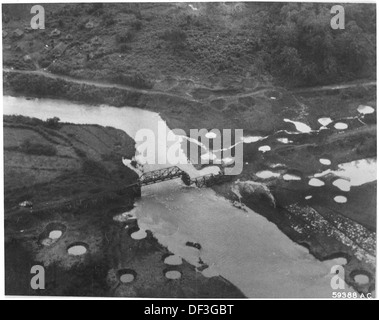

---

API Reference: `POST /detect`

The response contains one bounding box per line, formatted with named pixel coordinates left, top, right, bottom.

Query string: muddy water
left=309, top=178, right=325, bottom=187
left=165, top=270, right=182, bottom=280
left=283, top=174, right=302, bottom=181
left=320, top=159, right=332, bottom=166
left=68, top=245, right=87, bottom=256
left=131, top=229, right=148, bottom=240
left=258, top=145, right=271, bottom=153
left=318, top=118, right=333, bottom=127
left=334, top=196, right=348, bottom=204
left=3, top=96, right=353, bottom=298
left=317, top=158, right=377, bottom=186
left=49, top=231, right=63, bottom=240
left=283, top=119, right=312, bottom=133
left=357, top=105, right=375, bottom=115
left=120, top=274, right=135, bottom=283
left=137, top=182, right=350, bottom=297
left=164, top=255, right=183, bottom=266
left=354, top=274, right=370, bottom=285
left=334, top=122, right=348, bottom=130
left=256, top=171, right=281, bottom=179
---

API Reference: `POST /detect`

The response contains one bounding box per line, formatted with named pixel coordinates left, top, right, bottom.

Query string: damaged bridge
left=129, top=166, right=232, bottom=198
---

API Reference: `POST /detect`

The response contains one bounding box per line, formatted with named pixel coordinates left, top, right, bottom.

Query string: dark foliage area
left=180, top=2, right=376, bottom=86
left=261, top=3, right=376, bottom=86
left=20, top=140, right=57, bottom=156
left=2, top=2, right=376, bottom=88
left=4, top=73, right=143, bottom=106
left=82, top=159, right=109, bottom=177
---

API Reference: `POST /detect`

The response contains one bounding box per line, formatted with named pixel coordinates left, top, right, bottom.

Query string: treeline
left=176, top=3, right=376, bottom=87
left=262, top=3, right=376, bottom=86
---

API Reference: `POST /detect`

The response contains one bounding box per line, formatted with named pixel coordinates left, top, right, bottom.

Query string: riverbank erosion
left=4, top=116, right=244, bottom=297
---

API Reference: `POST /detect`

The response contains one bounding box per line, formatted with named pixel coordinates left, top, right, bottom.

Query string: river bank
left=5, top=199, right=244, bottom=297
left=3, top=70, right=377, bottom=297
left=3, top=114, right=245, bottom=297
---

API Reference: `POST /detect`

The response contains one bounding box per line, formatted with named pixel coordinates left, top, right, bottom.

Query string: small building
left=65, top=34, right=73, bottom=41
left=3, top=30, right=8, bottom=38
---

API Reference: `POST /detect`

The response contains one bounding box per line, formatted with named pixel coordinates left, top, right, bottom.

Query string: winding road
left=4, top=67, right=376, bottom=103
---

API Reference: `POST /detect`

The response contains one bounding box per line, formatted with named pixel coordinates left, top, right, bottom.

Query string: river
left=3, top=95, right=353, bottom=298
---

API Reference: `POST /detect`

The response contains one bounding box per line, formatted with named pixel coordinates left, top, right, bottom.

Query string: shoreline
left=3, top=111, right=246, bottom=298
left=3, top=72, right=377, bottom=297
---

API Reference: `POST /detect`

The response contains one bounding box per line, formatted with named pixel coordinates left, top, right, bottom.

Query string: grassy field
left=3, top=115, right=137, bottom=211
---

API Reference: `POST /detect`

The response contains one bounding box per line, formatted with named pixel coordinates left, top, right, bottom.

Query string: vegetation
left=4, top=72, right=144, bottom=106
left=262, top=3, right=376, bottom=86
left=2, top=3, right=375, bottom=88
left=116, top=29, right=135, bottom=43
left=161, top=29, right=187, bottom=51
left=4, top=114, right=138, bottom=210
left=46, top=117, right=61, bottom=129
left=82, top=159, right=109, bottom=177
left=20, top=140, right=57, bottom=156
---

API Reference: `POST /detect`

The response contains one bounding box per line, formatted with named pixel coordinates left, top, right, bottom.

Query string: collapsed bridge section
left=129, top=166, right=232, bottom=198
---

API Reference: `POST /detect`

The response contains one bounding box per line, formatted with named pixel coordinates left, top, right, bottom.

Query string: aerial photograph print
left=1, top=1, right=377, bottom=301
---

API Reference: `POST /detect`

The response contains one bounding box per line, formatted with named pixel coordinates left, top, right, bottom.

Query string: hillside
left=2, top=2, right=376, bottom=90
left=3, top=115, right=137, bottom=212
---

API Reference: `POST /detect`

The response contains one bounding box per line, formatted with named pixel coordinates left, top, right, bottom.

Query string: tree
left=162, top=29, right=187, bottom=51
left=46, top=117, right=61, bottom=129
left=116, top=29, right=134, bottom=43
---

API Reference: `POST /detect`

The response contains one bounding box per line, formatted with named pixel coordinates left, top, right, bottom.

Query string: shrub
left=161, top=29, right=187, bottom=50
left=46, top=117, right=61, bottom=129
left=339, top=86, right=367, bottom=100
left=74, top=147, right=87, bottom=159
left=131, top=19, right=143, bottom=30
left=39, top=58, right=53, bottom=69
left=103, top=12, right=115, bottom=26
left=119, top=44, right=131, bottom=53
left=116, top=29, right=135, bottom=43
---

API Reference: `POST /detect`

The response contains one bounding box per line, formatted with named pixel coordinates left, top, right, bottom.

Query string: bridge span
left=128, top=166, right=232, bottom=197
